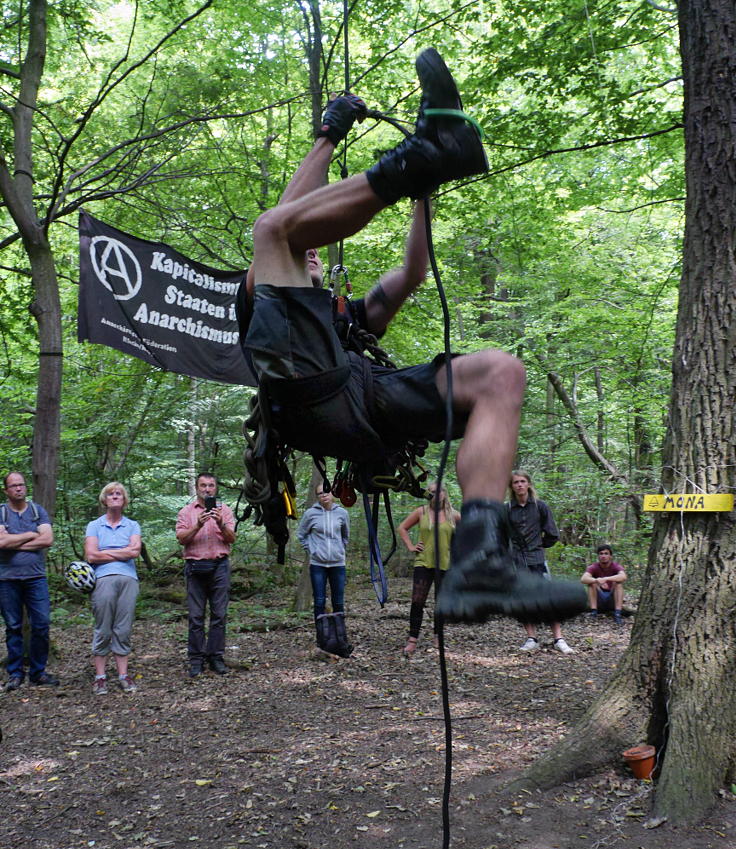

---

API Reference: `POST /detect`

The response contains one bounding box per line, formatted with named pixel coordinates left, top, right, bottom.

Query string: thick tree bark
left=518, top=0, right=736, bottom=825
left=27, top=242, right=62, bottom=515
left=0, top=0, right=60, bottom=515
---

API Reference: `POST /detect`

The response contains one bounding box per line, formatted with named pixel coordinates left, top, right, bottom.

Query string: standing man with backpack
left=0, top=472, right=59, bottom=690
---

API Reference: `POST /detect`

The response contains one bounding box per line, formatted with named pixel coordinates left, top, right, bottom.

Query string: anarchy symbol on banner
left=90, top=235, right=142, bottom=301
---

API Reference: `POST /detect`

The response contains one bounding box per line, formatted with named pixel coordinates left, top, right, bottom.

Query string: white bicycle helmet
left=64, top=561, right=97, bottom=594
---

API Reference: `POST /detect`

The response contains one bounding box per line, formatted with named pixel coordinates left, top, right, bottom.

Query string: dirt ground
left=1, top=577, right=734, bottom=849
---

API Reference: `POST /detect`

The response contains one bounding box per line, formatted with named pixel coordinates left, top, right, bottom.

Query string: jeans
left=186, top=559, right=231, bottom=661
left=309, top=564, right=346, bottom=619
left=0, top=576, right=51, bottom=680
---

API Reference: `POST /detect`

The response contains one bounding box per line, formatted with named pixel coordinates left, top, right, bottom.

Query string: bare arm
left=85, top=534, right=141, bottom=564
left=398, top=508, right=424, bottom=553
left=245, top=138, right=337, bottom=301
left=0, top=529, right=38, bottom=549
left=580, top=571, right=596, bottom=585
left=363, top=200, right=429, bottom=336
left=581, top=569, right=627, bottom=585
left=608, top=569, right=627, bottom=583
left=14, top=523, right=53, bottom=551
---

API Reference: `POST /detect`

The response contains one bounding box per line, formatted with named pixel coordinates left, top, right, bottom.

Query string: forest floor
left=1, top=576, right=734, bottom=849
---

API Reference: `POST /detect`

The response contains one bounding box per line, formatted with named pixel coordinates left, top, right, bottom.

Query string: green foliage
left=0, top=0, right=687, bottom=580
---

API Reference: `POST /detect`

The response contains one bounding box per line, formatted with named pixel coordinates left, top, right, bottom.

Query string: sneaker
left=30, top=672, right=60, bottom=686
left=118, top=674, right=137, bottom=693
left=587, top=610, right=599, bottom=621
left=366, top=49, right=488, bottom=204
left=519, top=638, right=540, bottom=652
left=189, top=661, right=203, bottom=678
left=93, top=676, right=108, bottom=696
left=436, top=501, right=589, bottom=625
left=4, top=676, right=23, bottom=692
left=209, top=657, right=229, bottom=675
left=554, top=638, right=575, bottom=655
left=613, top=611, right=624, bottom=626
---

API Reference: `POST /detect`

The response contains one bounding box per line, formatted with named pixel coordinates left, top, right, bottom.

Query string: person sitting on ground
left=237, top=47, right=587, bottom=627
left=85, top=482, right=142, bottom=695
left=581, top=544, right=627, bottom=625
left=507, top=470, right=574, bottom=655
left=297, top=483, right=352, bottom=655
left=398, top=483, right=460, bottom=656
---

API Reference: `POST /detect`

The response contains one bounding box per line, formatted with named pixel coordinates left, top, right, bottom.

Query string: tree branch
left=531, top=351, right=643, bottom=518
left=45, top=0, right=214, bottom=229
left=437, top=124, right=684, bottom=196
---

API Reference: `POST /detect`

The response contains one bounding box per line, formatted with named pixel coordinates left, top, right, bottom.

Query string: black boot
left=436, top=500, right=588, bottom=625
left=332, top=612, right=354, bottom=658
left=366, top=48, right=488, bottom=204
left=315, top=615, right=331, bottom=652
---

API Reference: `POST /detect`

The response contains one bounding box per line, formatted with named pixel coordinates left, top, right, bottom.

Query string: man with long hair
left=507, top=470, right=574, bottom=654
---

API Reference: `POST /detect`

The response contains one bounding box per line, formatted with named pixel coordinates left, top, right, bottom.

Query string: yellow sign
left=643, top=494, right=734, bottom=512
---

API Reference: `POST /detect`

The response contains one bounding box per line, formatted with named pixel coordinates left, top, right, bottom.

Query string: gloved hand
left=316, top=93, right=367, bottom=145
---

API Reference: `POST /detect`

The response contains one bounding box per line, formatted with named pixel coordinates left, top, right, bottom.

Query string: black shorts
left=244, top=284, right=468, bottom=462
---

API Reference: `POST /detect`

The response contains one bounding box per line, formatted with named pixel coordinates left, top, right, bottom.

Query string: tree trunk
left=0, top=0, right=61, bottom=516
left=519, top=0, right=736, bottom=824
left=27, top=240, right=62, bottom=516
left=292, top=464, right=322, bottom=612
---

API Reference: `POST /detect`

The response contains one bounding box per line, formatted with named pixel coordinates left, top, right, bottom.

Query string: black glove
left=316, top=93, right=367, bottom=145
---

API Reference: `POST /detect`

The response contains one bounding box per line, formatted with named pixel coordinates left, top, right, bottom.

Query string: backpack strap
left=0, top=502, right=39, bottom=525
left=27, top=501, right=40, bottom=523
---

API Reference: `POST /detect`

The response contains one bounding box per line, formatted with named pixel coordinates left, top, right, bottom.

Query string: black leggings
left=408, top=567, right=445, bottom=638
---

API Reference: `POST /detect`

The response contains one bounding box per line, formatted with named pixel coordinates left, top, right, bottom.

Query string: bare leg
left=587, top=585, right=599, bottom=609
left=434, top=349, right=525, bottom=501
left=434, top=349, right=588, bottom=625
left=113, top=654, right=129, bottom=677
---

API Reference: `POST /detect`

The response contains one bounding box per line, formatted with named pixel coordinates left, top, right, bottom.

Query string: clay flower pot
left=622, top=744, right=656, bottom=779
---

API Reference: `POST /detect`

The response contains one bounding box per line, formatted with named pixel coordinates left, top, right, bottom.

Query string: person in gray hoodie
left=297, top=484, right=352, bottom=654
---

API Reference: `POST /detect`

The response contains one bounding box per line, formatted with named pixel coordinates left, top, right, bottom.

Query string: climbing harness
left=238, top=9, right=487, bottom=843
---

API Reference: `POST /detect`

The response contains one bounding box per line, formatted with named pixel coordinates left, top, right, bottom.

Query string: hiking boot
left=189, top=661, right=204, bottom=678
left=93, top=676, right=108, bottom=696
left=30, top=672, right=60, bottom=687
left=209, top=657, right=229, bottom=675
left=553, top=638, right=575, bottom=655
left=436, top=500, right=589, bottom=625
left=118, top=674, right=137, bottom=693
left=519, top=637, right=540, bottom=652
left=366, top=48, right=488, bottom=204
left=5, top=676, right=23, bottom=692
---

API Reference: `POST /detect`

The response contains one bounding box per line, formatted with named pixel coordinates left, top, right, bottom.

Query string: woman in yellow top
left=398, top=483, right=460, bottom=657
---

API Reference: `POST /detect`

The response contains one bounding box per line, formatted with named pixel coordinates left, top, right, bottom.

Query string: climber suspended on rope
left=237, top=47, right=587, bottom=625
